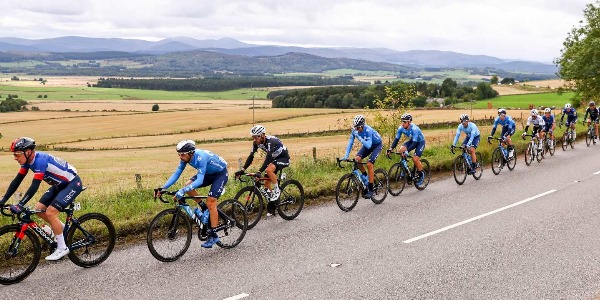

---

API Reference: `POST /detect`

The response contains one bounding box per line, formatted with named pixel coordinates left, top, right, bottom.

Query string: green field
left=455, top=92, right=577, bottom=110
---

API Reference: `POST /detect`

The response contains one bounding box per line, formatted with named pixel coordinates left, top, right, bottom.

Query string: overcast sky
left=0, top=0, right=593, bottom=63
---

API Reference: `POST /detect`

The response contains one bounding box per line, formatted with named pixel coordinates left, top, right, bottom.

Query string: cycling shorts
left=357, top=142, right=383, bottom=164
left=39, top=176, right=83, bottom=211
left=403, top=140, right=426, bottom=157
left=189, top=169, right=229, bottom=199
left=566, top=116, right=578, bottom=127
left=461, top=135, right=480, bottom=149
left=501, top=125, right=515, bottom=137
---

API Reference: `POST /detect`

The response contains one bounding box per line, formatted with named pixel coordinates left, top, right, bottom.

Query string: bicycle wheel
left=549, top=138, right=556, bottom=156
left=524, top=143, right=534, bottom=166
left=277, top=180, right=304, bottom=220
left=67, top=213, right=116, bottom=268
left=507, top=150, right=517, bottom=171
left=0, top=225, right=41, bottom=285
left=491, top=148, right=503, bottom=175
left=387, top=163, right=407, bottom=196
left=562, top=132, right=568, bottom=151
left=586, top=129, right=592, bottom=146
left=234, top=186, right=263, bottom=229
left=146, top=208, right=192, bottom=262
left=453, top=155, right=467, bottom=185
left=415, top=159, right=431, bottom=190
left=335, top=173, right=360, bottom=212
left=570, top=131, right=575, bottom=149
left=536, top=143, right=544, bottom=162
left=216, top=199, right=247, bottom=249
left=472, top=152, right=483, bottom=180
left=370, top=168, right=388, bottom=204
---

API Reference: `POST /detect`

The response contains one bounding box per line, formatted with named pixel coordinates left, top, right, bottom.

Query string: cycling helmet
left=565, top=103, right=572, bottom=109
left=498, top=108, right=506, bottom=115
left=544, top=107, right=551, bottom=113
left=530, top=109, right=538, bottom=116
left=401, top=113, right=412, bottom=122
left=176, top=139, right=195, bottom=153
left=459, top=114, right=469, bottom=122
left=352, top=115, right=365, bottom=128
left=590, top=101, right=596, bottom=106
left=250, top=125, right=266, bottom=136
left=10, top=137, right=35, bottom=152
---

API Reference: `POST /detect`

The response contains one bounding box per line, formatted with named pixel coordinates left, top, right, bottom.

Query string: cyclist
left=342, top=115, right=383, bottom=199
left=488, top=108, right=516, bottom=159
left=0, top=137, right=83, bottom=261
left=451, top=114, right=480, bottom=174
left=159, top=140, right=228, bottom=248
left=583, top=101, right=599, bottom=142
left=542, top=107, right=556, bottom=148
left=560, top=103, right=578, bottom=140
left=235, top=125, right=289, bottom=214
left=387, top=113, right=426, bottom=185
left=521, top=109, right=546, bottom=150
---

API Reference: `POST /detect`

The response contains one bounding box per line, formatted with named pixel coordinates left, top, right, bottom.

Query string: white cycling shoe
left=46, top=248, right=70, bottom=261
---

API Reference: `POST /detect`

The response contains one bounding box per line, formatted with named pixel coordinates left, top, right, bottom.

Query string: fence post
left=312, top=147, right=317, bottom=161
left=135, top=174, right=142, bottom=189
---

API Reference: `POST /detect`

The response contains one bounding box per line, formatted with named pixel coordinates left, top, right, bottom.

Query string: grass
left=455, top=92, right=577, bottom=110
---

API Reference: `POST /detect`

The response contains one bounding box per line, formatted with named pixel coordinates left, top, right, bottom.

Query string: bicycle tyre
left=472, top=152, right=483, bottom=180
left=549, top=138, right=556, bottom=156
left=536, top=142, right=544, bottom=162
left=216, top=199, right=247, bottom=249
left=570, top=131, right=575, bottom=149
left=370, top=168, right=388, bottom=204
left=507, top=150, right=517, bottom=171
left=67, top=213, right=116, bottom=268
left=277, top=179, right=304, bottom=220
left=491, top=148, right=502, bottom=175
left=335, top=173, right=360, bottom=212
left=562, top=132, right=568, bottom=151
left=146, top=208, right=192, bottom=262
left=387, top=163, right=407, bottom=196
left=233, top=186, right=263, bottom=230
left=415, top=159, right=431, bottom=190
left=586, top=129, right=592, bottom=146
left=0, top=225, right=41, bottom=285
left=453, top=155, right=467, bottom=185
left=524, top=143, right=533, bottom=166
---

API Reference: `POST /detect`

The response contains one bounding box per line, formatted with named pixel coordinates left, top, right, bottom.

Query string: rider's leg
left=206, top=196, right=218, bottom=229
left=265, top=163, right=277, bottom=191
left=469, top=147, right=477, bottom=164
left=413, top=155, right=423, bottom=171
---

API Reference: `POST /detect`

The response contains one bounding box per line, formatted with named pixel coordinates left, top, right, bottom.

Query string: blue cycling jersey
left=453, top=122, right=480, bottom=146
left=344, top=125, right=382, bottom=158
left=21, top=151, right=78, bottom=186
left=390, top=123, right=425, bottom=150
left=562, top=108, right=577, bottom=118
left=163, top=149, right=228, bottom=195
left=542, top=115, right=554, bottom=127
left=490, top=115, right=516, bottom=136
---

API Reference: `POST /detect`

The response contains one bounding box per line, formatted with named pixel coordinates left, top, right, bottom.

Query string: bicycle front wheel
left=549, top=138, right=556, bottom=156
left=586, top=129, right=592, bottom=146
left=491, top=148, right=502, bottom=175
left=67, top=213, right=116, bottom=268
left=370, top=168, right=388, bottom=204
left=415, top=159, right=431, bottom=190
left=335, top=173, right=360, bottom=212
left=472, top=152, right=483, bottom=180
left=146, top=208, right=192, bottom=262
left=216, top=199, right=247, bottom=249
left=277, top=180, right=304, bottom=220
left=507, top=150, right=517, bottom=171
left=234, top=186, right=263, bottom=230
left=524, top=143, right=534, bottom=166
left=387, top=163, right=407, bottom=196
left=0, top=224, right=41, bottom=285
left=562, top=132, right=568, bottom=151
left=453, top=155, right=467, bottom=185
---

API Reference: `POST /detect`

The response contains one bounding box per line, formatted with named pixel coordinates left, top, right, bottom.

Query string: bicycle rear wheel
left=570, top=131, right=575, bottom=149
left=549, top=138, right=556, bottom=156
left=562, top=132, right=568, bottom=151
left=536, top=143, right=544, bottom=162
left=146, top=208, right=191, bottom=262
left=0, top=224, right=41, bottom=285
left=415, top=159, right=431, bottom=190
left=507, top=150, right=517, bottom=171
left=453, top=155, right=467, bottom=185
left=472, top=152, right=483, bottom=180
left=335, top=173, right=360, bottom=212
left=67, top=213, right=116, bottom=268
left=370, top=168, right=388, bottom=204
left=491, top=148, right=503, bottom=175
left=277, top=180, right=304, bottom=220
left=387, top=163, right=406, bottom=196
left=586, top=129, right=592, bottom=146
left=524, top=143, right=534, bottom=166
left=234, top=186, right=263, bottom=230
left=216, top=199, right=247, bottom=249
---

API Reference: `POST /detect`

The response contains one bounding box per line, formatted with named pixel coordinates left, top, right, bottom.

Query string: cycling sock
left=361, top=171, right=368, bottom=177
left=368, top=182, right=373, bottom=191
left=56, top=234, right=67, bottom=250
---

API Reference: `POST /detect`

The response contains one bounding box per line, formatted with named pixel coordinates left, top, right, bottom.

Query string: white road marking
left=594, top=171, right=600, bottom=175
left=224, top=293, right=250, bottom=300
left=403, top=190, right=557, bottom=244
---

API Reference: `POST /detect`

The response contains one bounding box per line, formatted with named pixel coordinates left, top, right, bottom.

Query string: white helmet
left=498, top=108, right=506, bottom=115
left=401, top=113, right=413, bottom=121
left=544, top=108, right=551, bottom=113
left=250, top=125, right=266, bottom=136
left=176, top=140, right=196, bottom=153
left=352, top=115, right=365, bottom=128
left=530, top=109, right=538, bottom=116
left=565, top=103, right=572, bottom=109
left=459, top=114, right=469, bottom=122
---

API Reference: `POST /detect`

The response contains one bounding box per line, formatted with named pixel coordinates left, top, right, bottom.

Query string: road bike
left=335, top=158, right=388, bottom=212
left=541, top=131, right=556, bottom=157
left=584, top=120, right=598, bottom=147
left=0, top=198, right=116, bottom=285
left=234, top=170, right=304, bottom=229
left=147, top=190, right=247, bottom=262
left=450, top=145, right=483, bottom=185
left=522, top=133, right=544, bottom=166
left=386, top=151, right=431, bottom=196
left=559, top=122, right=575, bottom=150
left=488, top=136, right=517, bottom=175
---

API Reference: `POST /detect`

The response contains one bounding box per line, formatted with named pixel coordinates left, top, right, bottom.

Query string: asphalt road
left=4, top=141, right=600, bottom=300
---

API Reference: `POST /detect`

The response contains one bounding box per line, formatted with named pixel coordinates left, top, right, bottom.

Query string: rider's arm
left=468, top=123, right=479, bottom=145
left=0, top=170, right=27, bottom=204
left=242, top=144, right=258, bottom=170
left=584, top=109, right=589, bottom=121
left=162, top=161, right=186, bottom=189
left=523, top=125, right=529, bottom=134
left=183, top=160, right=208, bottom=193
left=18, top=177, right=42, bottom=206
left=560, top=110, right=566, bottom=122
left=358, top=128, right=373, bottom=149
left=490, top=117, right=499, bottom=136
left=453, top=125, right=462, bottom=146
left=343, top=131, right=356, bottom=158
left=390, top=128, right=402, bottom=150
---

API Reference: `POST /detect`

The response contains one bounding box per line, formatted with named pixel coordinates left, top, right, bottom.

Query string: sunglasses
left=402, top=120, right=410, bottom=124
left=13, top=152, right=25, bottom=157
left=177, top=152, right=188, bottom=157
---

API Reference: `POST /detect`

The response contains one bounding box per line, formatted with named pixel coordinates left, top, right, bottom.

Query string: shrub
left=152, top=104, right=160, bottom=111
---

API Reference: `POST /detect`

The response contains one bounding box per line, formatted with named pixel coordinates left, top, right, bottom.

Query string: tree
left=490, top=75, right=499, bottom=85
left=555, top=1, right=600, bottom=101
left=440, top=78, right=458, bottom=97
left=500, top=77, right=515, bottom=85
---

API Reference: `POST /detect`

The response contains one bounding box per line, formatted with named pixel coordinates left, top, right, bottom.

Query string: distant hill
left=0, top=36, right=557, bottom=74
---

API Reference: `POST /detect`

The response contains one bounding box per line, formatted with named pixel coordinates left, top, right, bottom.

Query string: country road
left=4, top=141, right=600, bottom=300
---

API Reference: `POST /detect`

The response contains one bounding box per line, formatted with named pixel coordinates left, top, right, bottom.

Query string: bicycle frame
left=386, top=152, right=420, bottom=183
left=489, top=137, right=510, bottom=160
left=335, top=158, right=369, bottom=188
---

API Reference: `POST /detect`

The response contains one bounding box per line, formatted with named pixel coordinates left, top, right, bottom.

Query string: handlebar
left=0, top=204, right=11, bottom=217
left=449, top=145, right=468, bottom=154
left=235, top=172, right=270, bottom=183
left=336, top=157, right=356, bottom=168
left=153, top=189, right=209, bottom=204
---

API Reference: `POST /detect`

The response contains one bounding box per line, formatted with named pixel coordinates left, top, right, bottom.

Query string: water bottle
left=193, top=207, right=202, bottom=221
left=42, top=225, right=54, bottom=239
left=201, top=209, right=209, bottom=225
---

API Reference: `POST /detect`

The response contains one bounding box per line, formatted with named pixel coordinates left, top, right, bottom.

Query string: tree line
left=269, top=79, right=498, bottom=109
left=93, top=76, right=365, bottom=92
left=0, top=95, right=28, bottom=112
